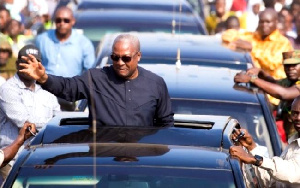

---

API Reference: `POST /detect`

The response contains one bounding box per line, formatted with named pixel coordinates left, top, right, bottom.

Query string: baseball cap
left=282, top=50, right=300, bottom=65
left=18, top=44, right=42, bottom=62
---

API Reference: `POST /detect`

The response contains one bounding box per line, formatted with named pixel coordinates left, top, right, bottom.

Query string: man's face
left=0, top=10, right=10, bottom=30
left=252, top=4, right=260, bottom=15
left=284, top=63, right=300, bottom=81
left=0, top=49, right=10, bottom=66
left=291, top=99, right=300, bottom=134
left=291, top=3, right=300, bottom=18
left=54, top=10, right=75, bottom=36
left=8, top=20, right=21, bottom=37
left=257, top=11, right=277, bottom=37
left=111, top=40, right=140, bottom=80
left=215, top=0, right=226, bottom=17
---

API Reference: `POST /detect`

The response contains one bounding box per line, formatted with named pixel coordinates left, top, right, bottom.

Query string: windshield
left=13, top=166, right=236, bottom=188
left=74, top=23, right=203, bottom=43
left=172, top=99, right=274, bottom=156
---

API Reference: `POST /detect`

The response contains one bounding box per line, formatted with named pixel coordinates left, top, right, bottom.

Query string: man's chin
left=293, top=124, right=300, bottom=133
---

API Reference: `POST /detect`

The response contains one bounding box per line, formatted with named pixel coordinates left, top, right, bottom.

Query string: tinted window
left=172, top=99, right=274, bottom=156
left=12, top=166, right=236, bottom=187
left=75, top=23, right=202, bottom=43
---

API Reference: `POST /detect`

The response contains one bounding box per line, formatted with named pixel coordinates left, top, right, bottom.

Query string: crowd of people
left=0, top=0, right=299, bottom=186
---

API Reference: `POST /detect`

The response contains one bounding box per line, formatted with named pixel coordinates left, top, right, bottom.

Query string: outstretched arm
left=0, top=122, right=37, bottom=167
left=234, top=73, right=300, bottom=100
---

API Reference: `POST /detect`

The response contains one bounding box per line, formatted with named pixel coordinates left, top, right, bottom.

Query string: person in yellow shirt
left=223, top=8, right=293, bottom=79
left=206, top=0, right=248, bottom=34
left=222, top=8, right=293, bottom=106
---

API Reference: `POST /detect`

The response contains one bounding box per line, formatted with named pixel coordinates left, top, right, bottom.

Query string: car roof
left=31, top=112, right=240, bottom=150
left=22, top=143, right=231, bottom=169
left=139, top=64, right=261, bottom=104
left=96, top=32, right=252, bottom=70
left=74, top=9, right=206, bottom=34
left=76, top=0, right=194, bottom=14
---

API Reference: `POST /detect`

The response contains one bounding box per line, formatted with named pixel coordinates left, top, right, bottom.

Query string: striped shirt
left=0, top=74, right=60, bottom=148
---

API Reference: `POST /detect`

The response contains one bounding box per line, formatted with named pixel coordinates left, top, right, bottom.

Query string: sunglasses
left=110, top=52, right=139, bottom=63
left=55, top=18, right=71, bottom=24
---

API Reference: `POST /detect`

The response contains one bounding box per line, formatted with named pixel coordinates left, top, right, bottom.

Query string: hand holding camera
left=231, top=128, right=256, bottom=151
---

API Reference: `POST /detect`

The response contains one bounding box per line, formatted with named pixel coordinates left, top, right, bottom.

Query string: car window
left=172, top=99, right=274, bottom=156
left=12, top=166, right=237, bottom=188
left=75, top=23, right=203, bottom=43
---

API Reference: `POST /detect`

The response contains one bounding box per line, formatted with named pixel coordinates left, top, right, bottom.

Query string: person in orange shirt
left=223, top=8, right=293, bottom=80
left=222, top=8, right=293, bottom=106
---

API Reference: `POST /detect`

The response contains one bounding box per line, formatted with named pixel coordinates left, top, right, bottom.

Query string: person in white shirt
left=0, top=76, right=5, bottom=86
left=0, top=44, right=60, bottom=181
left=230, top=95, right=300, bottom=187
left=0, top=122, right=36, bottom=167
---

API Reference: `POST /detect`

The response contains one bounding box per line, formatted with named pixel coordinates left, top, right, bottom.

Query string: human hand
left=21, top=122, right=37, bottom=141
left=246, top=67, right=261, bottom=76
left=234, top=72, right=251, bottom=83
left=230, top=146, right=255, bottom=164
left=231, top=128, right=256, bottom=151
left=18, top=54, right=48, bottom=83
left=233, top=39, right=252, bottom=52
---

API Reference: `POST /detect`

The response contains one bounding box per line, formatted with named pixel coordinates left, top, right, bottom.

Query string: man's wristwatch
left=249, top=75, right=258, bottom=83
left=253, top=155, right=263, bottom=166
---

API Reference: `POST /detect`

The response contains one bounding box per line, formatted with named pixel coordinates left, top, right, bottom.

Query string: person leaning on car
left=230, top=95, right=300, bottom=187
left=18, top=33, right=174, bottom=127
left=234, top=50, right=300, bottom=141
left=0, top=122, right=36, bottom=167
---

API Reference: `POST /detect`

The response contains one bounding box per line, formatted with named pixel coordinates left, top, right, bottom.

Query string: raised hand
left=20, top=122, right=37, bottom=141
left=18, top=54, right=48, bottom=83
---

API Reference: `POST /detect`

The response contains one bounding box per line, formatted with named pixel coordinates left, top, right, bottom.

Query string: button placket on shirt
left=126, top=80, right=132, bottom=102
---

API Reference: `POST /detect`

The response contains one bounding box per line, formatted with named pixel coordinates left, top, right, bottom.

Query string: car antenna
left=173, top=0, right=182, bottom=69
left=87, top=70, right=97, bottom=187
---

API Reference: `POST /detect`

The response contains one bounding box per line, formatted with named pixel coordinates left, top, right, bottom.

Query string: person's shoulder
left=71, top=29, right=93, bottom=46
left=85, top=67, right=108, bottom=77
left=72, top=29, right=91, bottom=40
left=0, top=76, right=19, bottom=93
left=138, top=66, right=165, bottom=84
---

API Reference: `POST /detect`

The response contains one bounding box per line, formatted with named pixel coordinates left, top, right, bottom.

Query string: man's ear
left=137, top=52, right=142, bottom=62
left=71, top=18, right=76, bottom=26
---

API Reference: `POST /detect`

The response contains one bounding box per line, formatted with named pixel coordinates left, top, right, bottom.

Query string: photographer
left=230, top=96, right=300, bottom=187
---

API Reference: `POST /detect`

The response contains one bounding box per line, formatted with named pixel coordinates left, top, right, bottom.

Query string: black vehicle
left=76, top=0, right=206, bottom=20
left=95, top=32, right=252, bottom=70
left=76, top=0, right=195, bottom=14
left=140, top=64, right=282, bottom=157
left=73, top=10, right=207, bottom=48
left=77, top=63, right=282, bottom=157
left=4, top=113, right=257, bottom=187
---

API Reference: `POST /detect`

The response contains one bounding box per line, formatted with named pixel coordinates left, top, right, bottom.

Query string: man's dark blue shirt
left=42, top=66, right=174, bottom=126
